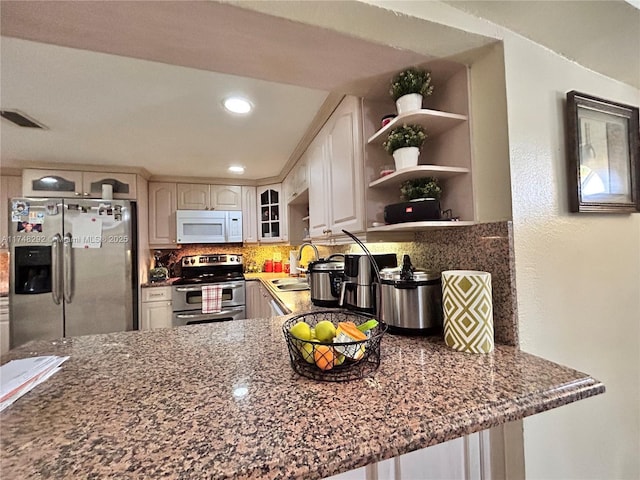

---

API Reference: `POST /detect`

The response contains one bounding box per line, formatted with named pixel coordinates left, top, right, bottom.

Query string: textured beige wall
left=502, top=32, right=639, bottom=480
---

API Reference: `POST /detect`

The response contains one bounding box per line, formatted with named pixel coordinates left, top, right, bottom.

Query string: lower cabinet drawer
left=142, top=286, right=171, bottom=302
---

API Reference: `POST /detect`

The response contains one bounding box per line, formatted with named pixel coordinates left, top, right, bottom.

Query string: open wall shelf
left=368, top=109, right=467, bottom=144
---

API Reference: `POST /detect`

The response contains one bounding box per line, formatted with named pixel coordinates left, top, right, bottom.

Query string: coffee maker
left=339, top=253, right=397, bottom=314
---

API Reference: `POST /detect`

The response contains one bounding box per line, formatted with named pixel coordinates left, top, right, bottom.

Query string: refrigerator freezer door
left=63, top=200, right=135, bottom=337
left=9, top=198, right=64, bottom=348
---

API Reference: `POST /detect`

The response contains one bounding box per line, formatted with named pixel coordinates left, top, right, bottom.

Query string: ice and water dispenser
left=14, top=246, right=52, bottom=294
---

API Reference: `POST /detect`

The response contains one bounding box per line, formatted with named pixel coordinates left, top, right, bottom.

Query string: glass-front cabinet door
left=83, top=172, right=137, bottom=199
left=256, top=184, right=286, bottom=242
left=23, top=169, right=137, bottom=199
left=22, top=169, right=83, bottom=197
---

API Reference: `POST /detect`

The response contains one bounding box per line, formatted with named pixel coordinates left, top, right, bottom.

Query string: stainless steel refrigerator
left=9, top=197, right=137, bottom=348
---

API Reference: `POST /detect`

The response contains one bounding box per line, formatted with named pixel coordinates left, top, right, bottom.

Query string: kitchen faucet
left=297, top=242, right=319, bottom=262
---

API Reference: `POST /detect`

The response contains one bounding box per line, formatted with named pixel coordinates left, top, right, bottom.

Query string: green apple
left=315, top=320, right=336, bottom=342
left=289, top=321, right=312, bottom=341
left=298, top=342, right=315, bottom=364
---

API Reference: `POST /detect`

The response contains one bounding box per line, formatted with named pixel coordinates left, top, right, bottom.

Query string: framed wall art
left=566, top=91, right=639, bottom=213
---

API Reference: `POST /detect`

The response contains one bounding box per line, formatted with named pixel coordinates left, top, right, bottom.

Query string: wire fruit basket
left=282, top=310, right=387, bottom=382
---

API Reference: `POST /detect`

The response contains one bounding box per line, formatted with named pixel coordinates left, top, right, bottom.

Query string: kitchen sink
left=270, top=278, right=306, bottom=285
left=270, top=278, right=309, bottom=291
left=275, top=282, right=310, bottom=292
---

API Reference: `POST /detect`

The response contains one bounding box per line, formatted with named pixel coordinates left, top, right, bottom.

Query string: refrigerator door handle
left=51, top=234, right=62, bottom=305
left=63, top=233, right=73, bottom=303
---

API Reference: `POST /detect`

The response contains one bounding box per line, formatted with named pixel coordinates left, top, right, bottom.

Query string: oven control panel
left=182, top=254, right=243, bottom=268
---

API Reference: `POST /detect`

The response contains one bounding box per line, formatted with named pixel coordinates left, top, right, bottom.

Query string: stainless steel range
left=171, top=254, right=246, bottom=326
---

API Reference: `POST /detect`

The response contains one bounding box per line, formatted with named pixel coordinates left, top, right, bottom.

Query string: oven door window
left=185, top=290, right=202, bottom=305
left=185, top=287, right=234, bottom=305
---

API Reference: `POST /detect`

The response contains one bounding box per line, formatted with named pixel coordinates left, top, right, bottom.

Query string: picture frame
left=566, top=91, right=639, bottom=213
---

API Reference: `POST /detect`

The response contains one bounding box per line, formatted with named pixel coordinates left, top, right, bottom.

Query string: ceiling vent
left=0, top=110, right=47, bottom=129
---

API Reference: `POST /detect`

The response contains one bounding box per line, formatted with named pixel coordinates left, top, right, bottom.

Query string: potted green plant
left=389, top=67, right=434, bottom=114
left=400, top=177, right=442, bottom=201
left=384, top=177, right=443, bottom=224
left=383, top=124, right=427, bottom=170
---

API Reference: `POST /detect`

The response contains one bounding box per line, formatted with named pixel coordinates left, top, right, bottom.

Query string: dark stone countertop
left=0, top=313, right=604, bottom=479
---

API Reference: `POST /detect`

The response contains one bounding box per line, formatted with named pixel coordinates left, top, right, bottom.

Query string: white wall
left=502, top=33, right=640, bottom=480
left=335, top=2, right=640, bottom=478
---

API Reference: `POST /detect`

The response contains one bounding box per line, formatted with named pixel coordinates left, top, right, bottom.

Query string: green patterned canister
left=441, top=270, right=494, bottom=353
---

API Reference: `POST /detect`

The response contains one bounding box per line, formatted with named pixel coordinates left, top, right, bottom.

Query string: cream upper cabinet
left=326, top=96, right=365, bottom=234
left=177, top=183, right=209, bottom=209
left=210, top=185, right=241, bottom=210
left=285, top=156, right=309, bottom=204
left=148, top=182, right=177, bottom=247
left=307, top=136, right=330, bottom=238
left=308, top=96, right=365, bottom=240
left=177, top=183, right=241, bottom=210
left=241, top=186, right=258, bottom=243
left=22, top=169, right=136, bottom=199
left=1, top=175, right=22, bottom=249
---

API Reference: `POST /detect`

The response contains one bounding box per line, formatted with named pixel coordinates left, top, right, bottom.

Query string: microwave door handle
left=175, top=308, right=244, bottom=320
left=63, top=233, right=73, bottom=303
left=51, top=234, right=62, bottom=305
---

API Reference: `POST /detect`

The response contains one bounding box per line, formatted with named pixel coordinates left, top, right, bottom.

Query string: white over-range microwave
left=176, top=210, right=243, bottom=244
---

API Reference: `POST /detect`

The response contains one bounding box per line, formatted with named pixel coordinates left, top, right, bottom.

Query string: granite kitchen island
left=0, top=315, right=604, bottom=479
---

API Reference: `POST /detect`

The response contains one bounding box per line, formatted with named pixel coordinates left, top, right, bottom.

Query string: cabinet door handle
left=83, top=192, right=90, bottom=196
left=74, top=192, right=81, bottom=196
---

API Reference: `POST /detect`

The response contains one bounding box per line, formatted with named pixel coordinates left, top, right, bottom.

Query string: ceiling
left=0, top=1, right=434, bottom=181
left=0, top=37, right=329, bottom=181
left=1, top=1, right=637, bottom=182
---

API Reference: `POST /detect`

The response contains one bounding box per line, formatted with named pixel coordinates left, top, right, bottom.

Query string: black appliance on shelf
left=384, top=199, right=441, bottom=224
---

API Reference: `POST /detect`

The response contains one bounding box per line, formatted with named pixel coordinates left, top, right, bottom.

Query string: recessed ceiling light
left=223, top=97, right=252, bottom=114
left=228, top=166, right=245, bottom=174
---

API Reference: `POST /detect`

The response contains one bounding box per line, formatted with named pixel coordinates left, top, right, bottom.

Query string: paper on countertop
left=0, top=356, right=69, bottom=411
left=71, top=215, right=102, bottom=248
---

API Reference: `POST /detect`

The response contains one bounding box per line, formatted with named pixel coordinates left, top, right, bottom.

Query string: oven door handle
left=175, top=308, right=244, bottom=320
left=175, top=284, right=243, bottom=292
left=175, top=286, right=202, bottom=292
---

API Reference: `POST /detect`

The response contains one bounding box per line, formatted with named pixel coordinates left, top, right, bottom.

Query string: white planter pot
left=392, top=146, right=420, bottom=170
left=395, top=93, right=423, bottom=114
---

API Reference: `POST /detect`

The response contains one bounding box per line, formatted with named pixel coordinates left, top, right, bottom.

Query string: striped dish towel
left=202, top=285, right=222, bottom=314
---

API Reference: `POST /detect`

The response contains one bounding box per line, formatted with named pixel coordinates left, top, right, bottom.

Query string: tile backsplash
left=152, top=221, right=518, bottom=346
